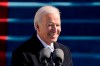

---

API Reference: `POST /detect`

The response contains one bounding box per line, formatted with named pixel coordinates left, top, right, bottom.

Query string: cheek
left=47, top=28, right=53, bottom=33
left=59, top=28, right=61, bottom=32
left=59, top=26, right=61, bottom=31
left=57, top=27, right=61, bottom=34
left=43, top=28, right=49, bottom=34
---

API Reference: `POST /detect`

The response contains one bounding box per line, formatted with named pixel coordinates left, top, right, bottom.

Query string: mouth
left=49, top=33, right=56, bottom=36
left=49, top=33, right=58, bottom=38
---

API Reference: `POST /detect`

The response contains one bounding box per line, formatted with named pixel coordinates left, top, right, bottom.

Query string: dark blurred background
left=0, top=0, right=100, bottom=66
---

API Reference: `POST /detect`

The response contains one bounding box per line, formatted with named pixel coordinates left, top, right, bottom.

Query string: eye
left=56, top=24, right=60, bottom=27
left=48, top=24, right=53, bottom=26
left=48, top=23, right=53, bottom=26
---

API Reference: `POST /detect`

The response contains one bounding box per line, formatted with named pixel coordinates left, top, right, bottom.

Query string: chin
left=51, top=39, right=57, bottom=42
left=49, top=36, right=58, bottom=42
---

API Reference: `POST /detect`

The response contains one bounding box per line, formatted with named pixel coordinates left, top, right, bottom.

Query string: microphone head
left=53, top=48, right=64, bottom=63
left=39, top=48, right=51, bottom=62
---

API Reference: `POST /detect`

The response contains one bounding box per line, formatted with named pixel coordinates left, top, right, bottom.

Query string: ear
left=35, top=22, right=39, bottom=30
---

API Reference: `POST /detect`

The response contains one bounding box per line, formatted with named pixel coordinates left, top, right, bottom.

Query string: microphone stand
left=55, top=60, right=62, bottom=66
left=41, top=58, right=48, bottom=66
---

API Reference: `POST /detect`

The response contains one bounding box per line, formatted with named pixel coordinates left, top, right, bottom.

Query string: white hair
left=34, top=6, right=60, bottom=30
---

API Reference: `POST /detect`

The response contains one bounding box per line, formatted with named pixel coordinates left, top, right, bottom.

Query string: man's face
left=37, top=13, right=61, bottom=45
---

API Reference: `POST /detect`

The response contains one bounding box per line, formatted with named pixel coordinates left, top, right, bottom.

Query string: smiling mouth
left=49, top=33, right=57, bottom=36
left=49, top=34, right=58, bottom=38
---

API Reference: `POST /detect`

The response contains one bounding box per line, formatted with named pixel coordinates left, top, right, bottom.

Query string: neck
left=37, top=34, right=52, bottom=45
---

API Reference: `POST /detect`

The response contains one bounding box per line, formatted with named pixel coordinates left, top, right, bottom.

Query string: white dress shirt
left=37, top=34, right=54, bottom=52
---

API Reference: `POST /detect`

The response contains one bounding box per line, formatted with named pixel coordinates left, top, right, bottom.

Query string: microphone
left=52, top=48, right=64, bottom=66
left=39, top=48, right=51, bottom=66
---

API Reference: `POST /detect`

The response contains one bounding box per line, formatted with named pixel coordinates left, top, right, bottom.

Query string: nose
left=52, top=25, right=57, bottom=33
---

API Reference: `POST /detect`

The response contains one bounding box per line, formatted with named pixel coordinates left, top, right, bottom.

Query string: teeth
left=49, top=34, right=56, bottom=36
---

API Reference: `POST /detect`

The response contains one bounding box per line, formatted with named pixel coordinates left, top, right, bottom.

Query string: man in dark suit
left=12, top=6, right=73, bottom=66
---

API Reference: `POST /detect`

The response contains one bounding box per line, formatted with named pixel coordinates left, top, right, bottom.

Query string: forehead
left=44, top=13, right=60, bottom=20
left=41, top=13, right=61, bottom=25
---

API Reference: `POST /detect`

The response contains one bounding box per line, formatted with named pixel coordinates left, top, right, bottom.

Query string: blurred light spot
left=0, top=18, right=8, bottom=22
left=8, top=2, right=100, bottom=7
left=5, top=36, right=100, bottom=41
left=7, top=36, right=31, bottom=41
left=0, top=2, right=8, bottom=7
left=92, top=2, right=100, bottom=6
left=8, top=18, right=100, bottom=23
left=8, top=18, right=33, bottom=23
left=59, top=36, right=100, bottom=40
left=9, top=2, right=46, bottom=7
left=72, top=53, right=100, bottom=59
left=0, top=36, right=7, bottom=40
left=62, top=19, right=100, bottom=23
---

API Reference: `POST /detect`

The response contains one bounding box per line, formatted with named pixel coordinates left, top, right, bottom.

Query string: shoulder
left=55, top=42, right=71, bottom=54
left=56, top=42, right=70, bottom=50
left=13, top=35, right=36, bottom=53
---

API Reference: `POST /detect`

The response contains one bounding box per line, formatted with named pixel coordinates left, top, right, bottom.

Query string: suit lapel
left=54, top=42, right=60, bottom=49
left=30, top=35, right=44, bottom=53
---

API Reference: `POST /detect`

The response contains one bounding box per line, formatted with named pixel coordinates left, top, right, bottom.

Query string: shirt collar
left=37, top=34, right=54, bottom=52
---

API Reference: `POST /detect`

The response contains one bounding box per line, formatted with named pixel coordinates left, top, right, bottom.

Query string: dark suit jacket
left=12, top=34, right=73, bottom=66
